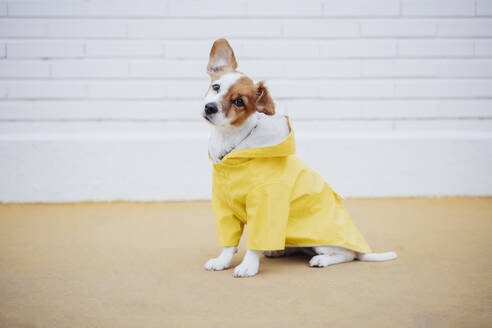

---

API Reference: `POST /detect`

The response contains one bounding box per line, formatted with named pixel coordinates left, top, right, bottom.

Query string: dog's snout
left=204, top=103, right=218, bottom=115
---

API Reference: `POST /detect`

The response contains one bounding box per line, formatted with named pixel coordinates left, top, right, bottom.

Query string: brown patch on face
left=220, top=76, right=257, bottom=126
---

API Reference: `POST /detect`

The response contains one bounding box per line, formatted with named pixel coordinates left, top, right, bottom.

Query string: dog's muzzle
left=204, top=103, right=218, bottom=115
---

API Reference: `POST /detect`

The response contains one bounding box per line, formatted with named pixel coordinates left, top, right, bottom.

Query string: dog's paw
left=309, top=255, right=331, bottom=267
left=264, top=250, right=286, bottom=258
left=233, top=262, right=258, bottom=278
left=204, top=258, right=230, bottom=271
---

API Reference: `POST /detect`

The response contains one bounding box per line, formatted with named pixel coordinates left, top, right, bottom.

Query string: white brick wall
left=0, top=0, right=491, bottom=202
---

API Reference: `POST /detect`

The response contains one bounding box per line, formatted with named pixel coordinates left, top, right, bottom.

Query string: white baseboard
left=1, top=125, right=491, bottom=202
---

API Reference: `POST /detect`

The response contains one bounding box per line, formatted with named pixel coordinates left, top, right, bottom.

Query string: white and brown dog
left=202, top=39, right=396, bottom=278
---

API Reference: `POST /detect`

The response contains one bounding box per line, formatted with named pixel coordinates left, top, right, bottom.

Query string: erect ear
left=207, top=39, right=238, bottom=77
left=255, top=81, right=275, bottom=115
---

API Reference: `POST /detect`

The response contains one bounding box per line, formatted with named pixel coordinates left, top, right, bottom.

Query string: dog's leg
left=264, top=247, right=303, bottom=258
left=204, top=246, right=237, bottom=271
left=264, top=249, right=286, bottom=258
left=233, top=249, right=260, bottom=278
left=309, top=246, right=355, bottom=267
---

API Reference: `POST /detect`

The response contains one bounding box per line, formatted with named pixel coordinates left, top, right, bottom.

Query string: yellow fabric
left=211, top=116, right=372, bottom=253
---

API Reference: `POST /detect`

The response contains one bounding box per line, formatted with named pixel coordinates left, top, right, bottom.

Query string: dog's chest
left=208, top=114, right=289, bottom=164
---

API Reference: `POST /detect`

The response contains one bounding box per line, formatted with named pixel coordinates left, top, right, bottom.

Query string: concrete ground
left=0, top=198, right=491, bottom=328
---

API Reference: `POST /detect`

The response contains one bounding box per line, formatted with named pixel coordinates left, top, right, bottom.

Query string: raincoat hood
left=217, top=115, right=295, bottom=161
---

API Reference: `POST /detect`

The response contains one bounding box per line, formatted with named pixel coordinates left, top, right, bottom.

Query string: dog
left=202, top=39, right=397, bottom=278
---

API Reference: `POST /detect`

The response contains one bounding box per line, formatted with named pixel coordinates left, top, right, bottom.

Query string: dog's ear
left=255, top=81, right=275, bottom=115
left=207, top=39, right=238, bottom=77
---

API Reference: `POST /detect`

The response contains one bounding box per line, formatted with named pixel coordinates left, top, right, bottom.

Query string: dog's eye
left=233, top=98, right=244, bottom=107
left=212, top=84, right=220, bottom=92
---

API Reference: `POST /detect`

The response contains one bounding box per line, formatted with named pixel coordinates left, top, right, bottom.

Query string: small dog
left=202, top=39, right=397, bottom=278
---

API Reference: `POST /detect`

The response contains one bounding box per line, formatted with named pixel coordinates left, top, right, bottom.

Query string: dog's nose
left=204, top=103, right=218, bottom=115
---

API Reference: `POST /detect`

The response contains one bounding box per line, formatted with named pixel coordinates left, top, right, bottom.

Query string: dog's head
left=202, top=39, right=275, bottom=129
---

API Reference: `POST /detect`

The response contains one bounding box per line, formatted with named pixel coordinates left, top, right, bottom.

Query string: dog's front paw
left=204, top=258, right=230, bottom=271
left=233, top=262, right=258, bottom=278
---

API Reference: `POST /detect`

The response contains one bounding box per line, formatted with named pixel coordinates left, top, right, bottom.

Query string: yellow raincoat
left=211, top=117, right=371, bottom=253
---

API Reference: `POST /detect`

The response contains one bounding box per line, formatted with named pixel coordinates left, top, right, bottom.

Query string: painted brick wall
left=0, top=0, right=491, bottom=202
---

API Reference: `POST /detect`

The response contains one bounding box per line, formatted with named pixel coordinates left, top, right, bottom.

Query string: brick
left=168, top=0, right=247, bottom=17
left=398, top=40, right=474, bottom=57
left=284, top=99, right=492, bottom=119
left=434, top=100, right=492, bottom=117
left=362, top=59, right=492, bottom=78
left=437, top=20, right=492, bottom=37
left=115, top=2, right=166, bottom=17
left=323, top=0, right=399, bottom=17
left=8, top=3, right=92, bottom=17
left=47, top=20, right=126, bottom=38
left=85, top=80, right=207, bottom=100
left=242, top=40, right=319, bottom=58
left=361, top=20, right=437, bottom=37
left=129, top=60, right=205, bottom=78
left=0, top=44, right=5, bottom=58
left=87, top=81, right=169, bottom=99
left=395, top=80, right=492, bottom=98
left=164, top=40, right=242, bottom=59
left=7, top=42, right=84, bottom=58
left=475, top=40, right=492, bottom=56
left=0, top=20, right=47, bottom=37
left=284, top=60, right=361, bottom=78
left=8, top=81, right=86, bottom=99
left=437, top=60, right=492, bottom=77
left=8, top=1, right=167, bottom=17
left=86, top=41, right=164, bottom=57
left=394, top=119, right=492, bottom=132
left=299, top=120, right=397, bottom=132
left=52, top=60, right=129, bottom=78
left=239, top=60, right=286, bottom=79
left=268, top=80, right=396, bottom=99
left=285, top=100, right=393, bottom=118
left=0, top=61, right=50, bottom=78
left=128, top=19, right=282, bottom=39
left=321, top=40, right=397, bottom=57
left=166, top=80, right=209, bottom=99
left=0, top=4, right=6, bottom=16
left=0, top=83, right=6, bottom=98
left=319, top=80, right=394, bottom=98
left=477, top=0, right=492, bottom=16
left=0, top=100, right=203, bottom=120
left=244, top=0, right=322, bottom=17
left=401, top=0, right=474, bottom=16
left=283, top=20, right=359, bottom=38
left=267, top=80, right=320, bottom=98
left=361, top=60, right=438, bottom=77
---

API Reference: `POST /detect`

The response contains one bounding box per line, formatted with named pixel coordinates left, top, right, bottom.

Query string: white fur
left=357, top=251, right=398, bottom=261
left=204, top=246, right=237, bottom=271
left=309, top=246, right=398, bottom=267
left=208, top=112, right=290, bottom=163
left=310, top=246, right=356, bottom=267
left=233, top=249, right=260, bottom=278
left=208, top=114, right=258, bottom=163
left=233, top=113, right=290, bottom=151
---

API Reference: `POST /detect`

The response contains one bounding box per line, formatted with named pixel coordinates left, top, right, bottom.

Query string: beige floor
left=0, top=198, right=491, bottom=328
